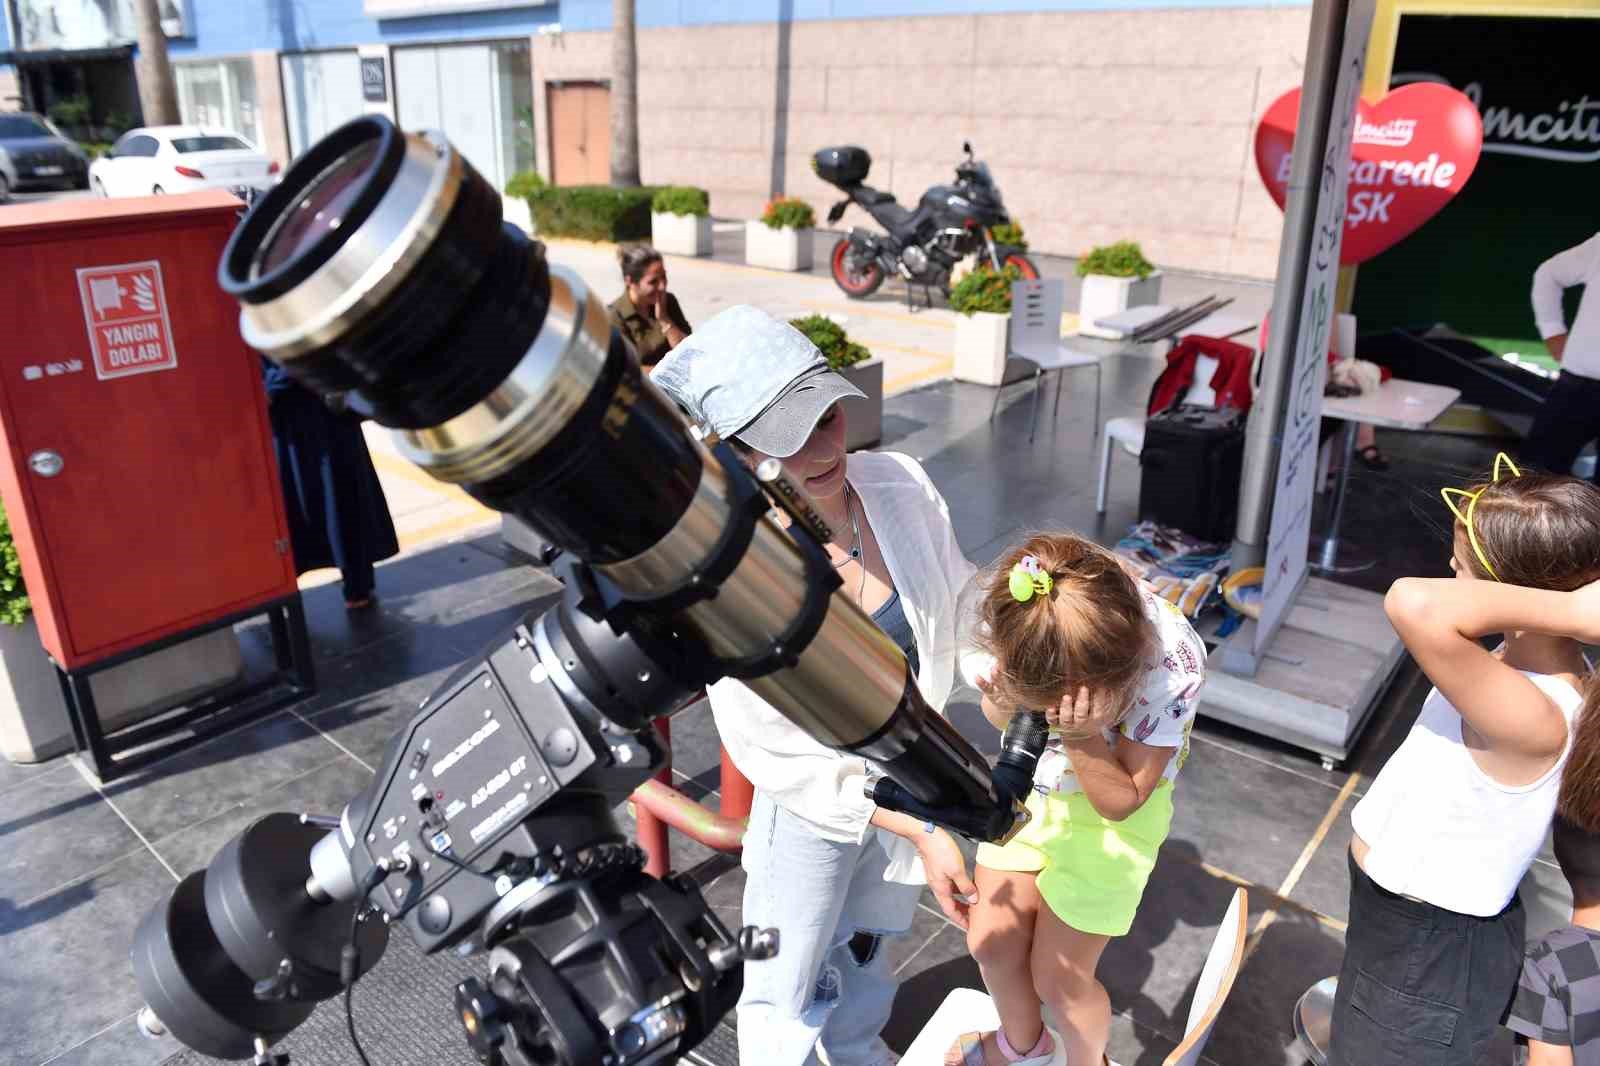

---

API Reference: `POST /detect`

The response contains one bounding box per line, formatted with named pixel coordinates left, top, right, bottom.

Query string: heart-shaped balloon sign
left=1255, top=83, right=1484, bottom=265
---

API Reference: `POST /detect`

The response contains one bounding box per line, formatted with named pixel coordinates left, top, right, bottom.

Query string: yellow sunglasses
left=1440, top=452, right=1521, bottom=582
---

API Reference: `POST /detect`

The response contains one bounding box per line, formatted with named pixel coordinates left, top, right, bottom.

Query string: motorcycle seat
left=853, top=187, right=897, bottom=206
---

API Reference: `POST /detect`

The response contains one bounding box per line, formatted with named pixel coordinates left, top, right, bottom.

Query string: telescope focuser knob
left=456, top=977, right=510, bottom=1063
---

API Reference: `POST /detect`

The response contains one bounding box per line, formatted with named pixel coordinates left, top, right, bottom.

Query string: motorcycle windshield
left=972, top=161, right=1002, bottom=203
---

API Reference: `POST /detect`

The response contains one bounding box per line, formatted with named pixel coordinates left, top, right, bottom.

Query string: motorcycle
left=814, top=142, right=1039, bottom=300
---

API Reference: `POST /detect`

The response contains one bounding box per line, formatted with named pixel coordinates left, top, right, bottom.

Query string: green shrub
left=504, top=170, right=546, bottom=200
left=0, top=502, right=30, bottom=627
left=1076, top=240, right=1155, bottom=280
left=78, top=141, right=114, bottom=161
left=651, top=185, right=710, bottom=217
left=789, top=314, right=870, bottom=371
left=524, top=184, right=661, bottom=241
left=48, top=95, right=91, bottom=132
left=761, top=197, right=816, bottom=230
left=990, top=222, right=1027, bottom=250
left=948, top=264, right=1022, bottom=316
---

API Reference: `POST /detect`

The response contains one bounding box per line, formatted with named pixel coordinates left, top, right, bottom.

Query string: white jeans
left=737, top=790, right=922, bottom=1066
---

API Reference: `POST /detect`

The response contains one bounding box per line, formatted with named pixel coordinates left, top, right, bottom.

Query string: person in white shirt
left=1329, top=457, right=1600, bottom=1066
left=652, top=306, right=978, bottom=1066
left=1526, top=232, right=1600, bottom=482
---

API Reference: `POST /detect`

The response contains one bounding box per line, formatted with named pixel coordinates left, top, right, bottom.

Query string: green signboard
left=1353, top=14, right=1598, bottom=353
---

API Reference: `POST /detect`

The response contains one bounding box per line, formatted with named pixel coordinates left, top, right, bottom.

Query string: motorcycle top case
left=1137, top=405, right=1246, bottom=544
left=813, top=146, right=871, bottom=186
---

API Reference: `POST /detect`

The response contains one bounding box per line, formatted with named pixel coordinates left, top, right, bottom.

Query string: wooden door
left=547, top=81, right=610, bottom=185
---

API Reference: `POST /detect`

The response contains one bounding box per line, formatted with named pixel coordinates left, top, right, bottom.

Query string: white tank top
left=1350, top=670, right=1584, bottom=917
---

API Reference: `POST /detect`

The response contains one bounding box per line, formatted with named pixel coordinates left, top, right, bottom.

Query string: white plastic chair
left=902, top=888, right=1248, bottom=1066
left=990, top=279, right=1102, bottom=442
left=1164, top=886, right=1248, bottom=1066
left=1096, top=416, right=1147, bottom=514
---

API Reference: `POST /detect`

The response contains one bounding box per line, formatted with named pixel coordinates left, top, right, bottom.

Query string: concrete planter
left=746, top=221, right=813, bottom=272
left=502, top=194, right=534, bottom=236
left=0, top=616, right=244, bottom=764
left=953, top=311, right=1011, bottom=386
left=652, top=212, right=712, bottom=257
left=838, top=357, right=884, bottom=451
left=1077, top=271, right=1164, bottom=338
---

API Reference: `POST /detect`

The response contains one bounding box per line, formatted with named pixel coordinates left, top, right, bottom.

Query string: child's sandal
left=947, top=1028, right=1055, bottom=1066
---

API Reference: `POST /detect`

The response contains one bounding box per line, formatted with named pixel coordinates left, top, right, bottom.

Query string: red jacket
left=1147, top=335, right=1257, bottom=416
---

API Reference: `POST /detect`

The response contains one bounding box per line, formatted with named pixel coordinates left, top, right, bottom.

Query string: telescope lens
left=221, top=114, right=704, bottom=561
left=254, top=140, right=381, bottom=277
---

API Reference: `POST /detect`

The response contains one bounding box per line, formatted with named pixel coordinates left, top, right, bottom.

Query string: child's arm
left=1384, top=578, right=1599, bottom=759
left=1526, top=1040, right=1574, bottom=1066
left=1051, top=685, right=1173, bottom=822
left=1064, top=733, right=1176, bottom=822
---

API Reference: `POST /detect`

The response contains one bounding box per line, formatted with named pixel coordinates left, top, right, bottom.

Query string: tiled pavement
left=3, top=336, right=1555, bottom=1066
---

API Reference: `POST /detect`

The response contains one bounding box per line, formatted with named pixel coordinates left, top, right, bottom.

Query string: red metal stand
left=636, top=717, right=674, bottom=878
left=628, top=704, right=756, bottom=877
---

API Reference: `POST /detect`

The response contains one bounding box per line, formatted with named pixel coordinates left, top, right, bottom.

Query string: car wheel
left=93, top=177, right=108, bottom=198
left=152, top=185, right=165, bottom=195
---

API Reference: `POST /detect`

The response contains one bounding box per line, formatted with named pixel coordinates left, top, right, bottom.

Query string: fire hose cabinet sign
left=77, top=261, right=179, bottom=379
left=0, top=191, right=299, bottom=670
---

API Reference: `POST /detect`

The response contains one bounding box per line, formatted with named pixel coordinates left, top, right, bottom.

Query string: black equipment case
left=1138, top=404, right=1246, bottom=543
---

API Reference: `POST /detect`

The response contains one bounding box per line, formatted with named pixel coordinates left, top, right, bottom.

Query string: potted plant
left=1075, top=240, right=1162, bottom=338
left=747, top=197, right=815, bottom=272
left=651, top=186, right=712, bottom=257
left=503, top=170, right=544, bottom=235
left=949, top=264, right=1021, bottom=386
left=789, top=314, right=882, bottom=450
left=0, top=502, right=242, bottom=765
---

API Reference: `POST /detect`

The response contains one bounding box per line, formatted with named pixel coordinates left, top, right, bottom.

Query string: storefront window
left=394, top=39, right=533, bottom=193
left=175, top=58, right=262, bottom=149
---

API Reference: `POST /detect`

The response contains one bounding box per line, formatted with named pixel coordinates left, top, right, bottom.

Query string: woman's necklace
left=834, top=482, right=869, bottom=605
left=832, top=481, right=862, bottom=571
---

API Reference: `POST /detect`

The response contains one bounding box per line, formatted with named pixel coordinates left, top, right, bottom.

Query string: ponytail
left=1559, top=672, right=1600, bottom=832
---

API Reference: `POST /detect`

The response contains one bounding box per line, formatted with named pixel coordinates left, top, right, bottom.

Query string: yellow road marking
left=886, top=358, right=955, bottom=395
left=397, top=510, right=502, bottom=553
left=1242, top=772, right=1363, bottom=961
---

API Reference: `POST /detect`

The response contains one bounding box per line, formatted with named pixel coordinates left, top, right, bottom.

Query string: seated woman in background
left=608, top=245, right=691, bottom=369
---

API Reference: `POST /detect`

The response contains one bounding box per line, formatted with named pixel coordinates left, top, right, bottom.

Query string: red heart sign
left=1254, top=83, right=1483, bottom=265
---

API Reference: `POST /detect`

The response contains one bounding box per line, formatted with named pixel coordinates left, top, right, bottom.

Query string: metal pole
left=1231, top=0, right=1354, bottom=572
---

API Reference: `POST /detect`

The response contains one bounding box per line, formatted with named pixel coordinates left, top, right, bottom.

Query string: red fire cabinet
left=0, top=191, right=314, bottom=779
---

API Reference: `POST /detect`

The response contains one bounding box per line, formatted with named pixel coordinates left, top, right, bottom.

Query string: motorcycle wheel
left=998, top=247, right=1041, bottom=280
left=830, top=238, right=885, bottom=299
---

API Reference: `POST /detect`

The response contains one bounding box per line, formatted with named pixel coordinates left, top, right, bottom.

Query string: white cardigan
left=707, top=451, right=975, bottom=884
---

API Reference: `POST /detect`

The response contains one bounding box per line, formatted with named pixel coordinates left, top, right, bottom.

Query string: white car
left=90, top=126, right=279, bottom=200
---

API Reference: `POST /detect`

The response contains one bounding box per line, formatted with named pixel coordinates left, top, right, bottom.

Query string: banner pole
left=1232, top=0, right=1352, bottom=577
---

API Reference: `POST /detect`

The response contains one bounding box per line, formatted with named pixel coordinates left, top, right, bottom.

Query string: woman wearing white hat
left=653, top=306, right=978, bottom=1066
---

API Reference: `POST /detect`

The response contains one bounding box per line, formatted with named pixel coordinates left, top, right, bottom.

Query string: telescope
left=130, top=115, right=1043, bottom=1066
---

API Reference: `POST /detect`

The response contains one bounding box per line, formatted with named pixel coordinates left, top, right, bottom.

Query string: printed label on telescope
left=75, top=261, right=179, bottom=381
left=431, top=717, right=500, bottom=779
left=468, top=790, right=530, bottom=846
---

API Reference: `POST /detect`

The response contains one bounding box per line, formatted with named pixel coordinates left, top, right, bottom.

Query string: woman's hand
left=916, top=827, right=978, bottom=929
left=1049, top=684, right=1123, bottom=740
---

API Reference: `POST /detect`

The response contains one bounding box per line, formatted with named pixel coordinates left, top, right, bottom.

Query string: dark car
left=0, top=112, right=90, bottom=200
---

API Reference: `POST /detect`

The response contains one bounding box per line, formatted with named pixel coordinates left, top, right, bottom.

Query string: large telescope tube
left=219, top=114, right=994, bottom=817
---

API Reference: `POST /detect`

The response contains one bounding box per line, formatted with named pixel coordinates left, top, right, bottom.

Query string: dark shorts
left=1330, top=849, right=1524, bottom=1066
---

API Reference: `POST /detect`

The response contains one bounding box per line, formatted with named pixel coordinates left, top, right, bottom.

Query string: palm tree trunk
left=132, top=0, right=180, bottom=126
left=609, top=0, right=641, bottom=187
